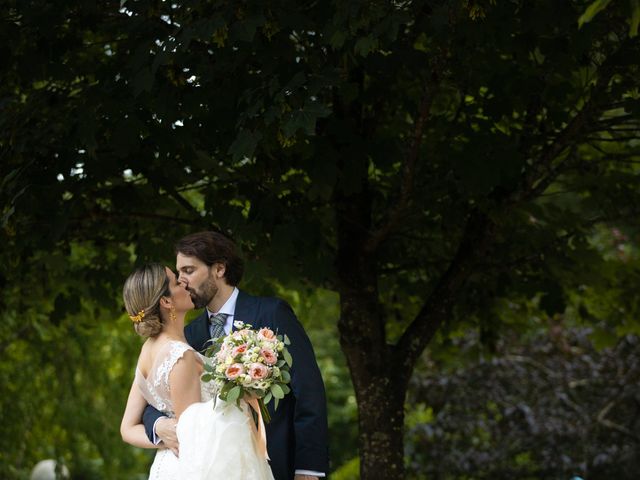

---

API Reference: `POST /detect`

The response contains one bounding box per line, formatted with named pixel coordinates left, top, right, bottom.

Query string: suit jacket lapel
left=187, top=310, right=211, bottom=352
left=234, top=290, right=258, bottom=328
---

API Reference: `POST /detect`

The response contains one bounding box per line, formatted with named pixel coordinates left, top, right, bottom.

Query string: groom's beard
left=188, top=277, right=217, bottom=309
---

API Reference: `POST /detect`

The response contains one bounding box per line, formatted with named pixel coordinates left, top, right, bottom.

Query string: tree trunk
left=338, top=287, right=407, bottom=479
left=353, top=364, right=406, bottom=479
left=334, top=173, right=407, bottom=479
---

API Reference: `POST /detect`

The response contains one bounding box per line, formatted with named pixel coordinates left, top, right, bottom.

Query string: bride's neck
left=160, top=316, right=186, bottom=341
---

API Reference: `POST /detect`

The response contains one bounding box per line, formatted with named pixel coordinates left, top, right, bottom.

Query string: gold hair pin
left=129, top=309, right=145, bottom=323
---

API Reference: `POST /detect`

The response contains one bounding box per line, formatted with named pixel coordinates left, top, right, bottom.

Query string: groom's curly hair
left=175, top=231, right=244, bottom=286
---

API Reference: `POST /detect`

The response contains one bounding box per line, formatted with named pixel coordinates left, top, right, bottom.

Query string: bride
left=119, top=263, right=274, bottom=480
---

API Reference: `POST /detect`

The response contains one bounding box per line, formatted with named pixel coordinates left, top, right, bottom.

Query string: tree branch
left=365, top=80, right=437, bottom=254
left=164, top=185, right=202, bottom=219
left=395, top=210, right=496, bottom=374
left=526, top=145, right=579, bottom=200
left=73, top=209, right=201, bottom=226
left=392, top=47, right=624, bottom=383
left=597, top=399, right=640, bottom=442
left=515, top=66, right=616, bottom=203
left=584, top=136, right=640, bottom=141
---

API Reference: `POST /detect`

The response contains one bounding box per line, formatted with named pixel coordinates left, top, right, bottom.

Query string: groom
left=142, top=231, right=330, bottom=480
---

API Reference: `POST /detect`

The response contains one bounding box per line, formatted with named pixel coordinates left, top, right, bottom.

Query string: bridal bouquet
left=201, top=321, right=292, bottom=423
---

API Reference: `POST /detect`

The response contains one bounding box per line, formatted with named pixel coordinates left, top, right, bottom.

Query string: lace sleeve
left=145, top=341, right=196, bottom=415
left=156, top=341, right=195, bottom=389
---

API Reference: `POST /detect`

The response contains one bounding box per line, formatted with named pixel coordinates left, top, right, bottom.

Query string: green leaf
left=229, top=16, right=265, bottom=42
left=112, top=120, right=140, bottom=158
left=219, top=381, right=234, bottom=399
left=263, top=391, right=272, bottom=405
left=329, top=30, right=347, bottom=49
left=413, top=32, right=431, bottom=53
left=132, top=68, right=154, bottom=96
left=283, top=348, right=293, bottom=368
left=271, top=383, right=285, bottom=399
left=354, top=35, right=378, bottom=57
left=578, top=0, right=613, bottom=27
left=227, top=385, right=241, bottom=404
left=282, top=102, right=332, bottom=137
left=280, top=384, right=291, bottom=395
left=204, top=343, right=219, bottom=357
left=201, top=373, right=212, bottom=382
left=283, top=334, right=291, bottom=346
left=630, top=0, right=640, bottom=37
left=228, top=130, right=262, bottom=161
left=280, top=370, right=291, bottom=383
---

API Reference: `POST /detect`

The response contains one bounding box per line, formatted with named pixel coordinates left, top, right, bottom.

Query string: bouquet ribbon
left=246, top=397, right=270, bottom=461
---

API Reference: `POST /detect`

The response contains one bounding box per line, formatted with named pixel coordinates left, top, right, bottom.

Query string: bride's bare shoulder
left=136, top=337, right=158, bottom=377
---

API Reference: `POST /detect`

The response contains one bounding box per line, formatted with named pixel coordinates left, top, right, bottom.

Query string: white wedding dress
left=135, top=340, right=274, bottom=480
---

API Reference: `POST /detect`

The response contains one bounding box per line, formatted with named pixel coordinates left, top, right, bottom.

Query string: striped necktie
left=209, top=313, right=228, bottom=339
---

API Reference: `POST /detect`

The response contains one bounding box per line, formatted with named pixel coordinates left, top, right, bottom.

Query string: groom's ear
left=213, top=262, right=226, bottom=279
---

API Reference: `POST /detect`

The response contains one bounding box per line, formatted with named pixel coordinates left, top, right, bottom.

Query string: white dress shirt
left=206, top=286, right=238, bottom=336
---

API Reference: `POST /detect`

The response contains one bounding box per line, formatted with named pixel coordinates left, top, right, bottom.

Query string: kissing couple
left=120, top=231, right=329, bottom=479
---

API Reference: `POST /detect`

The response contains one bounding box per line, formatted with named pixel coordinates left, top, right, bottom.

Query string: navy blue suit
left=142, top=290, right=330, bottom=480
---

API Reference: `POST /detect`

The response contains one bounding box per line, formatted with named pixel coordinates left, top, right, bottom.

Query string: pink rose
left=232, top=344, right=248, bottom=357
left=261, top=348, right=277, bottom=365
left=225, top=363, right=244, bottom=380
left=248, top=362, right=269, bottom=380
left=258, top=328, right=277, bottom=342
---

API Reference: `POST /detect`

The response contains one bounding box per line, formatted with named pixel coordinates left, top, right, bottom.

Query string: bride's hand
left=156, top=417, right=179, bottom=457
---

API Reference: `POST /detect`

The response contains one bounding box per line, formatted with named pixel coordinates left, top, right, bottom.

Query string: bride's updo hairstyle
left=123, top=263, right=171, bottom=338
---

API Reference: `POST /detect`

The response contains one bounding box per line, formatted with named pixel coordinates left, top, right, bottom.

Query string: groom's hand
left=156, top=417, right=179, bottom=457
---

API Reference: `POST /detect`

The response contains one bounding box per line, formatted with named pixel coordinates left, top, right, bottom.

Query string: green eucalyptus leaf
left=283, top=349, right=293, bottom=368
left=227, top=385, right=242, bottom=404
left=270, top=384, right=285, bottom=399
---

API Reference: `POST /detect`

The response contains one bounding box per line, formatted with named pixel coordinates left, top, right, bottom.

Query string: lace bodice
left=135, top=340, right=216, bottom=417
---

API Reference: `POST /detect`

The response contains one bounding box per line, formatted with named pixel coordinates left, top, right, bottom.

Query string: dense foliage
left=407, top=327, right=640, bottom=479
left=1, top=0, right=639, bottom=478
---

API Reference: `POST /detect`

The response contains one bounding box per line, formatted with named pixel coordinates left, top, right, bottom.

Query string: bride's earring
left=170, top=305, right=177, bottom=322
